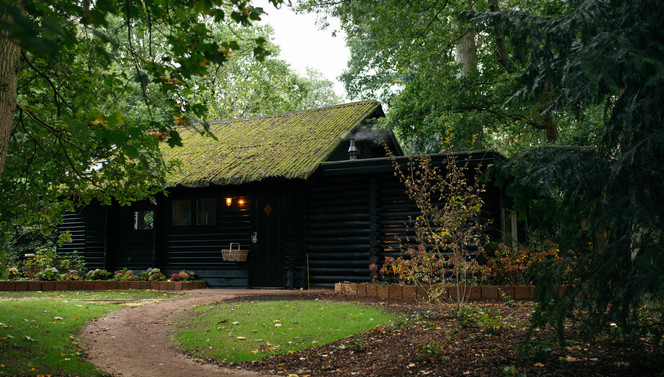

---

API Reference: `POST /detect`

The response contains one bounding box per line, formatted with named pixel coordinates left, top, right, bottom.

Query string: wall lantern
left=226, top=197, right=246, bottom=206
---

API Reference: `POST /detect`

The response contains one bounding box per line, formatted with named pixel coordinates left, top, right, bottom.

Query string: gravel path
left=78, top=289, right=313, bottom=377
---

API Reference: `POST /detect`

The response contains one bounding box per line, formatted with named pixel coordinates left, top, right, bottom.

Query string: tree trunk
left=539, top=83, right=558, bottom=143
left=0, top=3, right=21, bottom=179
left=488, top=0, right=514, bottom=73
left=455, top=32, right=477, bottom=79
left=455, top=31, right=482, bottom=149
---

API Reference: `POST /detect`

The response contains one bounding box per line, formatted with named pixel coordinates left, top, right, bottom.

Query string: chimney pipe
left=348, top=139, right=358, bottom=160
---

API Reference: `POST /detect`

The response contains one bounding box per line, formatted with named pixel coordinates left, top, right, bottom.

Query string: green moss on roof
left=163, top=101, right=382, bottom=187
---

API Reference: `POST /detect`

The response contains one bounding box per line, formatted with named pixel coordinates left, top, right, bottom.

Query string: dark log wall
left=377, top=178, right=420, bottom=260
left=58, top=206, right=106, bottom=269
left=158, top=188, right=252, bottom=288
left=305, top=172, right=427, bottom=287
left=305, top=175, right=374, bottom=287
left=305, top=152, right=504, bottom=288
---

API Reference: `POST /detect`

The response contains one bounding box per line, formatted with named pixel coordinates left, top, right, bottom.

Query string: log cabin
left=58, top=101, right=513, bottom=288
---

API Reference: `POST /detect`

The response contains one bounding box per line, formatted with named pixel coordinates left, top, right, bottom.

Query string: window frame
left=133, top=209, right=155, bottom=231
left=196, top=198, right=218, bottom=226
left=172, top=199, right=193, bottom=227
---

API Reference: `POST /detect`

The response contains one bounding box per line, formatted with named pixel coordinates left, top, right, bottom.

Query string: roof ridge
left=207, top=100, right=380, bottom=126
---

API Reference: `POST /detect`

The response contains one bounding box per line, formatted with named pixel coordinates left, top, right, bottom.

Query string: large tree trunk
left=0, top=4, right=21, bottom=179
left=455, top=31, right=483, bottom=149
left=455, top=32, right=477, bottom=79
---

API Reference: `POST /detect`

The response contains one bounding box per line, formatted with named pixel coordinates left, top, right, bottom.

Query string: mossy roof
left=163, top=101, right=383, bottom=187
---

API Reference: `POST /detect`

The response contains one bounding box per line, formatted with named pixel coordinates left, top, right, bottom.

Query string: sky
left=253, top=0, right=350, bottom=99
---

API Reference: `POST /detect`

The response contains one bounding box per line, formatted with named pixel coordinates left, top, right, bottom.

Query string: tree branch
left=15, top=106, right=94, bottom=185
left=487, top=0, right=514, bottom=73
left=126, top=0, right=154, bottom=121
left=415, top=0, right=449, bottom=40
left=20, top=51, right=73, bottom=117
left=16, top=103, right=89, bottom=154
left=453, top=103, right=547, bottom=130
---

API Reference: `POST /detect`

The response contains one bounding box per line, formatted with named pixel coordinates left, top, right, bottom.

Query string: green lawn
left=172, top=299, right=399, bottom=363
left=0, top=290, right=179, bottom=376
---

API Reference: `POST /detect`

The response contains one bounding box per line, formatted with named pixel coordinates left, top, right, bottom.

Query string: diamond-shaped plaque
left=263, top=203, right=272, bottom=216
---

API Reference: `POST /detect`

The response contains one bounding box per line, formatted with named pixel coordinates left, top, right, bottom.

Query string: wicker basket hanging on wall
left=221, top=243, right=248, bottom=262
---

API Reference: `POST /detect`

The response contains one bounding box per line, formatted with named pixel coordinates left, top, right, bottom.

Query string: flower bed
left=334, top=283, right=566, bottom=301
left=1, top=253, right=206, bottom=291
left=0, top=280, right=206, bottom=291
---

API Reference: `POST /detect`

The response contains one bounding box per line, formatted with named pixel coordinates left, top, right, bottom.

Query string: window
left=197, top=198, right=217, bottom=225
left=134, top=210, right=154, bottom=230
left=172, top=199, right=192, bottom=226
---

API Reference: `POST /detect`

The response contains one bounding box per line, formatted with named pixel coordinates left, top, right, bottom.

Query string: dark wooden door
left=250, top=192, right=284, bottom=287
left=107, top=205, right=155, bottom=270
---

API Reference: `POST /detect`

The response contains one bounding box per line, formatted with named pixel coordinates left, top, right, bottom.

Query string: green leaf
left=167, top=131, right=183, bottom=148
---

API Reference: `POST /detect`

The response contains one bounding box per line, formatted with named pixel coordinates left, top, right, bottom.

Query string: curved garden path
left=78, top=289, right=316, bottom=377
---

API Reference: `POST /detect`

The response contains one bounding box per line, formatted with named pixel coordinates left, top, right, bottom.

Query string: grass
left=172, top=299, right=399, bottom=363
left=0, top=290, right=180, bottom=301
left=0, top=290, right=179, bottom=376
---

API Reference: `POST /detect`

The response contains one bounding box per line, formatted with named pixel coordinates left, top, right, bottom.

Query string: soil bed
left=216, top=293, right=662, bottom=377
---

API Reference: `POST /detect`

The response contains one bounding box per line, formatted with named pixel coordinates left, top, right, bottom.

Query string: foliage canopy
left=304, top=0, right=663, bottom=342
left=0, top=0, right=343, bottom=256
left=299, top=0, right=603, bottom=153
left=467, top=0, right=664, bottom=341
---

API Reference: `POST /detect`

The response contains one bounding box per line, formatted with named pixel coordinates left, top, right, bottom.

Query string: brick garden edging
left=0, top=280, right=206, bottom=291
left=334, top=283, right=565, bottom=301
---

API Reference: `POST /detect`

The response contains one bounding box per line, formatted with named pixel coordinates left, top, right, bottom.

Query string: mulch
left=217, top=292, right=662, bottom=377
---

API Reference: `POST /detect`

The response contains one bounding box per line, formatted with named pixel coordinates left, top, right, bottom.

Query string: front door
left=250, top=192, right=284, bottom=287
left=107, top=205, right=155, bottom=270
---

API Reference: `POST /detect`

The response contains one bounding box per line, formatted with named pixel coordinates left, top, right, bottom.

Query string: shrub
left=178, top=270, right=196, bottom=281
left=386, top=134, right=489, bottom=309
left=148, top=272, right=166, bottom=281
left=86, top=269, right=111, bottom=280
left=170, top=270, right=197, bottom=282
left=61, top=270, right=83, bottom=281
left=484, top=241, right=568, bottom=285
left=35, top=267, right=61, bottom=281
left=417, top=341, right=448, bottom=363
left=24, top=248, right=86, bottom=280
left=141, top=268, right=166, bottom=281
left=7, top=267, right=20, bottom=280
left=113, top=269, right=137, bottom=281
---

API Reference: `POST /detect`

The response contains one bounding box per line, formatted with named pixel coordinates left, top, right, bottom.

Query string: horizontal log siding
left=58, top=212, right=86, bottom=255
left=81, top=207, right=107, bottom=269
left=377, top=179, right=420, bottom=259
left=306, top=177, right=372, bottom=287
left=58, top=207, right=106, bottom=269
left=161, top=198, right=252, bottom=269
left=306, top=154, right=503, bottom=288
left=158, top=195, right=252, bottom=288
